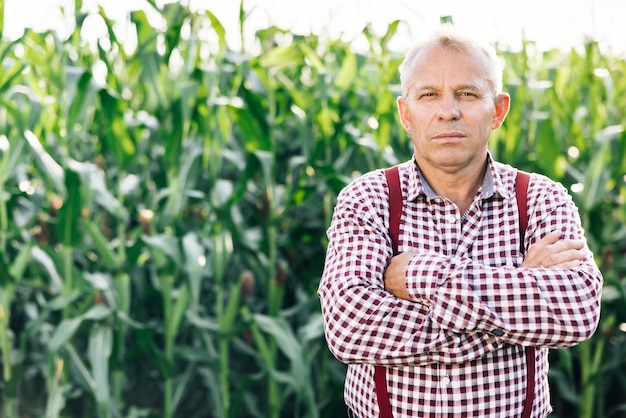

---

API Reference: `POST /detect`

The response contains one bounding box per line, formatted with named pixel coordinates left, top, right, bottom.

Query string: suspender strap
left=377, top=167, right=535, bottom=418
left=385, top=166, right=402, bottom=256
left=515, top=171, right=530, bottom=253
left=516, top=171, right=536, bottom=418
left=373, top=165, right=401, bottom=418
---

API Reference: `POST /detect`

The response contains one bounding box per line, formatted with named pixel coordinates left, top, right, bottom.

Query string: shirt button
left=442, top=376, right=451, bottom=385
left=448, top=216, right=457, bottom=224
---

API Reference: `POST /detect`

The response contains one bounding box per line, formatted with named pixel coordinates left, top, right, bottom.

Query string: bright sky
left=4, top=0, right=626, bottom=56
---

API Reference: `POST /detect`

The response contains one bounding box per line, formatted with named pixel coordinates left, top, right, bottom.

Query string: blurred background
left=0, top=1, right=624, bottom=417
left=5, top=0, right=626, bottom=54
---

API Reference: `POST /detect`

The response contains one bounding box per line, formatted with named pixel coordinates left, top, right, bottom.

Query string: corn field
left=0, top=1, right=625, bottom=417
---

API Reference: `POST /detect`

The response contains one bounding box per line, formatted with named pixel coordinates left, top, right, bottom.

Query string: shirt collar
left=407, top=153, right=513, bottom=202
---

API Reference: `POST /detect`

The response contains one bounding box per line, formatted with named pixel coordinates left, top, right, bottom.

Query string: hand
left=384, top=252, right=416, bottom=301
left=520, top=230, right=587, bottom=269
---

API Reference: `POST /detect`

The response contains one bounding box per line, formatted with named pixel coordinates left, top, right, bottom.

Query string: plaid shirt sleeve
left=408, top=173, right=603, bottom=348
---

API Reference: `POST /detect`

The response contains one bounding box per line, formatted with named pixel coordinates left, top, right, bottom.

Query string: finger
left=538, top=230, right=562, bottom=247
left=546, top=259, right=582, bottom=269
left=531, top=231, right=563, bottom=253
left=520, top=231, right=561, bottom=268
left=542, top=249, right=587, bottom=268
left=546, top=238, right=586, bottom=252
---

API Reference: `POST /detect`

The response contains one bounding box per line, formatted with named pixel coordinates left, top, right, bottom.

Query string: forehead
left=408, top=46, right=492, bottom=89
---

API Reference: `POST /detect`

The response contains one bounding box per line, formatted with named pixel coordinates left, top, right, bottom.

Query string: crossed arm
left=385, top=231, right=588, bottom=300
left=382, top=228, right=602, bottom=349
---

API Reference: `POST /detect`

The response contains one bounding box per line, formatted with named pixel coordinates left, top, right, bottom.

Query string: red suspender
left=385, top=166, right=402, bottom=256
left=516, top=171, right=536, bottom=418
left=374, top=166, right=401, bottom=418
left=378, top=167, right=535, bottom=418
left=515, top=171, right=530, bottom=253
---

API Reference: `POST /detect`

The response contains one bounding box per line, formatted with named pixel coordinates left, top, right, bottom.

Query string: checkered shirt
left=318, top=156, right=603, bottom=418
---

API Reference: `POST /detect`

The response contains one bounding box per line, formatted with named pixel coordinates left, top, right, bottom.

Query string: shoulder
left=333, top=161, right=414, bottom=220
left=338, top=161, right=413, bottom=199
left=494, top=162, right=576, bottom=219
left=493, top=161, right=570, bottom=200
left=336, top=168, right=388, bottom=210
left=523, top=170, right=572, bottom=205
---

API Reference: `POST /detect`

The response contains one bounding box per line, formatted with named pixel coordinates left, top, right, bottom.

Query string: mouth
left=432, top=131, right=466, bottom=141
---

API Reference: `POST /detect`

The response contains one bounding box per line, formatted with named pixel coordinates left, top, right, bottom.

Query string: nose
left=436, top=93, right=461, bottom=121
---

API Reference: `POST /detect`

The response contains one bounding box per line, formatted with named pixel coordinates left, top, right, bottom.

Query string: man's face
left=397, top=46, right=510, bottom=175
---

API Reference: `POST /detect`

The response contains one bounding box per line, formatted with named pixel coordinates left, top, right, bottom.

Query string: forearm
left=404, top=253, right=603, bottom=347
left=319, top=248, right=505, bottom=366
left=319, top=272, right=432, bottom=366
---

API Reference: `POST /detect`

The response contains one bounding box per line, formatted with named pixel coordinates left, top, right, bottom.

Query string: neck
left=418, top=159, right=488, bottom=214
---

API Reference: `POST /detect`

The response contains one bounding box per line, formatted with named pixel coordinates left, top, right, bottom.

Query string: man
left=318, top=26, right=603, bottom=418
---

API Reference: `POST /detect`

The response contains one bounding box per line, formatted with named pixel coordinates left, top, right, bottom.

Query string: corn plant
left=0, top=1, right=624, bottom=418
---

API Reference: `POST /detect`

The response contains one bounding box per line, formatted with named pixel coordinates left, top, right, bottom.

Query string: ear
left=492, top=93, right=510, bottom=130
left=397, top=96, right=411, bottom=132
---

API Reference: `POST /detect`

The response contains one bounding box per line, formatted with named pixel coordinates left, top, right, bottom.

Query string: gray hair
left=399, top=26, right=504, bottom=97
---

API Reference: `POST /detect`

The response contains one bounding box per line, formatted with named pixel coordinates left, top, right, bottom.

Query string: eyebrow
left=414, top=83, right=482, bottom=91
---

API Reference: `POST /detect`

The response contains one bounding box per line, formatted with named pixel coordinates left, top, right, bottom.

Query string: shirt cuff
left=404, top=253, right=449, bottom=306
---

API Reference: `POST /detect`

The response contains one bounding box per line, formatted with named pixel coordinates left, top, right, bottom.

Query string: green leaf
left=48, top=318, right=82, bottom=352
left=211, top=231, right=232, bottom=284
left=252, top=314, right=302, bottom=365
left=66, top=68, right=95, bottom=129
left=182, top=232, right=204, bottom=309
left=82, top=304, right=112, bottom=321
left=220, top=283, right=241, bottom=332
left=298, top=43, right=325, bottom=73
left=88, top=325, right=112, bottom=405
left=254, top=149, right=275, bottom=191
left=45, top=383, right=69, bottom=418
left=204, top=9, right=227, bottom=54
left=7, top=241, right=32, bottom=282
left=535, top=117, right=564, bottom=178
left=142, top=234, right=182, bottom=265
left=298, top=313, right=325, bottom=343
left=23, top=130, right=64, bottom=194
left=56, top=168, right=82, bottom=247
left=211, top=179, right=234, bottom=207
left=258, top=44, right=300, bottom=69
left=83, top=219, right=122, bottom=269
left=334, top=50, right=357, bottom=91
left=165, top=98, right=184, bottom=169
left=252, top=313, right=316, bottom=416
left=97, top=89, right=136, bottom=168
left=48, top=305, right=111, bottom=352
left=31, top=246, right=63, bottom=294
left=0, top=251, right=14, bottom=287
left=0, top=131, right=28, bottom=186
left=185, top=311, right=219, bottom=332
left=382, top=20, right=402, bottom=47
left=582, top=143, right=611, bottom=210
left=163, top=145, right=203, bottom=221
left=228, top=104, right=269, bottom=152
left=68, top=159, right=123, bottom=218
left=45, top=290, right=82, bottom=311
left=167, top=283, right=189, bottom=343
left=0, top=59, right=26, bottom=95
